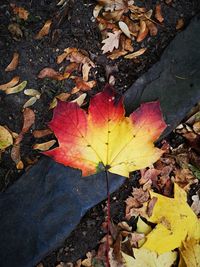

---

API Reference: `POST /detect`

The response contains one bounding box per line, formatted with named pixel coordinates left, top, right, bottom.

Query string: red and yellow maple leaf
left=44, top=85, right=166, bottom=177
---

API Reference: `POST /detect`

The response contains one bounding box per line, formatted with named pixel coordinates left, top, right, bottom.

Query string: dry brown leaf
left=33, top=129, right=52, bottom=138
left=38, top=67, right=64, bottom=80
left=35, top=20, right=52, bottom=40
left=123, top=17, right=140, bottom=36
left=10, top=4, right=29, bottom=20
left=155, top=4, right=164, bottom=23
left=56, top=92, right=71, bottom=101
left=33, top=140, right=56, bottom=151
left=102, top=30, right=121, bottom=53
left=124, top=48, right=147, bottom=59
left=176, top=18, right=184, bottom=30
left=108, top=50, right=127, bottom=60
left=56, top=52, right=68, bottom=64
left=0, top=76, right=20, bottom=90
left=8, top=23, right=23, bottom=40
left=191, top=194, right=200, bottom=216
left=137, top=20, right=148, bottom=42
left=93, top=4, right=103, bottom=18
left=64, top=62, right=79, bottom=78
left=146, top=20, right=158, bottom=36
left=5, top=52, right=19, bottom=72
left=103, top=9, right=124, bottom=21
left=22, top=108, right=35, bottom=133
left=72, top=78, right=96, bottom=93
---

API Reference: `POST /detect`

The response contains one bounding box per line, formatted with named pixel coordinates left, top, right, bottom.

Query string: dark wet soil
left=0, top=0, right=200, bottom=266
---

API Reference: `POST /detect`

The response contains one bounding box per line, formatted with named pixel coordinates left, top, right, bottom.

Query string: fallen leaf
left=38, top=67, right=64, bottom=80
left=146, top=20, right=158, bottom=36
left=102, top=30, right=121, bottom=54
left=124, top=48, right=147, bottom=59
left=108, top=50, right=127, bottom=60
left=155, top=4, right=164, bottom=23
left=24, top=89, right=41, bottom=97
left=56, top=92, right=71, bottom=101
left=191, top=194, right=200, bottom=216
left=0, top=126, right=13, bottom=150
left=136, top=217, right=152, bottom=235
left=122, top=248, right=177, bottom=267
left=71, top=93, right=87, bottom=106
left=8, top=23, right=23, bottom=40
left=22, top=108, right=35, bottom=133
left=23, top=96, right=38, bottom=108
left=64, top=62, right=79, bottom=78
left=0, top=76, right=20, bottom=90
left=35, top=20, right=52, bottom=40
left=179, top=238, right=200, bottom=267
left=118, top=21, right=131, bottom=38
left=137, top=20, right=148, bottom=42
left=72, top=78, right=96, bottom=93
left=176, top=18, right=184, bottom=30
left=143, top=184, right=200, bottom=254
left=10, top=4, right=29, bottom=20
left=33, top=129, right=52, bottom=138
left=33, top=140, right=56, bottom=151
left=5, top=81, right=27, bottom=95
left=56, top=52, right=68, bottom=64
left=5, top=52, right=19, bottom=72
left=44, top=85, right=166, bottom=177
left=93, top=4, right=103, bottom=18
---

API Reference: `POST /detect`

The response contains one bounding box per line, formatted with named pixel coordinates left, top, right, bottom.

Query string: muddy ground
left=0, top=0, right=200, bottom=266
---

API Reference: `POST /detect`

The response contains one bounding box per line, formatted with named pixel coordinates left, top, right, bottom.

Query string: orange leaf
left=5, top=52, right=19, bottom=72
left=11, top=4, right=29, bottom=20
left=155, top=4, right=164, bottom=23
left=137, top=20, right=148, bottom=42
left=0, top=76, right=20, bottom=90
left=44, top=85, right=166, bottom=177
left=35, top=20, right=52, bottom=40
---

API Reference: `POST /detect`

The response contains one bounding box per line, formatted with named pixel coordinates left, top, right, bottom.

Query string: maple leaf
left=44, top=85, right=166, bottom=177
left=102, top=30, right=121, bottom=53
left=122, top=248, right=177, bottom=267
left=143, top=183, right=200, bottom=254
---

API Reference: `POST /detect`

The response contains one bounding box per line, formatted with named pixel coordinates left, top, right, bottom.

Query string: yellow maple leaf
left=44, top=85, right=166, bottom=177
left=143, top=184, right=200, bottom=254
left=122, top=248, right=177, bottom=267
left=179, top=238, right=200, bottom=267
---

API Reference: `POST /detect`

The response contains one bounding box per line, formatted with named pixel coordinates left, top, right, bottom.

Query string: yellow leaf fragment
left=5, top=52, right=19, bottom=72
left=136, top=217, right=152, bottom=235
left=23, top=96, right=38, bottom=108
left=0, top=126, right=13, bottom=150
left=143, top=184, right=200, bottom=254
left=5, top=81, right=27, bottom=95
left=179, top=238, right=200, bottom=267
left=0, top=76, right=20, bottom=91
left=35, top=20, right=52, bottom=40
left=122, top=248, right=177, bottom=267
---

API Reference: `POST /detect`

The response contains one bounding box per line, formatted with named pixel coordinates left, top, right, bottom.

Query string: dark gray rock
left=124, top=14, right=200, bottom=138
left=0, top=158, right=125, bottom=267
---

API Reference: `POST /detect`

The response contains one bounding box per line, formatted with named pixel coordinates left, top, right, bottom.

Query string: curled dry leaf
left=155, top=4, right=164, bottom=23
left=10, top=4, right=29, bottom=20
left=5, top=81, right=27, bottom=95
left=56, top=52, right=68, bottom=64
left=176, top=18, right=184, bottom=30
left=33, top=129, right=52, bottom=138
left=33, top=140, right=56, bottom=151
left=146, top=20, right=158, bottom=36
left=118, top=21, right=131, bottom=38
left=5, top=52, right=19, bottom=72
left=102, top=30, right=121, bottom=53
left=124, top=48, right=147, bottom=59
left=38, top=67, right=64, bottom=80
left=0, top=126, right=13, bottom=150
left=8, top=23, right=23, bottom=40
left=93, top=4, right=103, bottom=18
left=11, top=108, right=35, bottom=168
left=137, top=20, right=148, bottom=42
left=108, top=50, right=127, bottom=60
left=72, top=78, right=96, bottom=93
left=0, top=76, right=20, bottom=90
left=23, top=96, right=38, bottom=108
left=56, top=92, right=71, bottom=101
left=64, top=63, right=79, bottom=78
left=35, top=20, right=52, bottom=40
